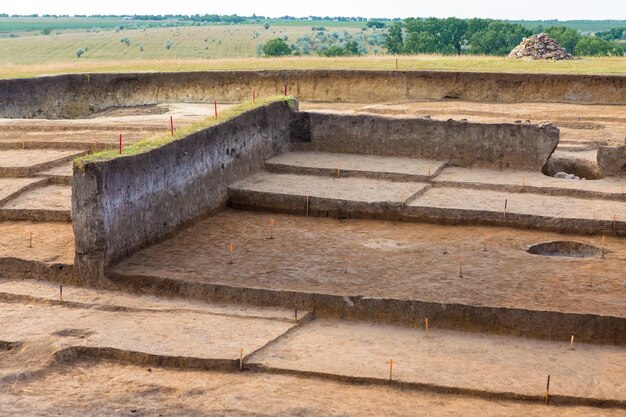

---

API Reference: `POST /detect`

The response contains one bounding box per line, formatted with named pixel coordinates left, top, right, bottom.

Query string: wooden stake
left=214, top=100, right=218, bottom=118
left=503, top=199, right=508, bottom=220
left=59, top=285, right=63, bottom=302
left=239, top=348, right=244, bottom=371
left=228, top=243, right=233, bottom=264
left=170, top=115, right=174, bottom=136
left=425, top=318, right=429, bottom=337
left=285, top=81, right=289, bottom=96
left=570, top=335, right=574, bottom=351
left=400, top=194, right=405, bottom=210
left=343, top=257, right=349, bottom=273
left=588, top=265, right=592, bottom=287
left=428, top=166, right=432, bottom=177
left=28, top=232, right=33, bottom=248
left=337, top=162, right=341, bottom=179
left=252, top=90, right=256, bottom=103
left=545, top=375, right=551, bottom=404
left=395, top=57, right=398, bottom=70
left=458, top=255, right=463, bottom=278
left=521, top=176, right=526, bottom=187
left=294, top=305, right=298, bottom=321
left=306, top=196, right=310, bottom=217
left=119, top=134, right=123, bottom=154
left=483, top=232, right=488, bottom=252
left=389, top=359, right=393, bottom=380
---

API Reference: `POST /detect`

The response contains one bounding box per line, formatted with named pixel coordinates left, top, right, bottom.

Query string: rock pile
left=507, top=33, right=574, bottom=60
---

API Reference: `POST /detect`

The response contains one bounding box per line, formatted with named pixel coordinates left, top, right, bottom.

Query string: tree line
left=384, top=18, right=624, bottom=56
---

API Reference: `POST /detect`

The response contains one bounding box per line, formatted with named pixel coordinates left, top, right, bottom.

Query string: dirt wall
left=72, top=100, right=295, bottom=285
left=1, top=70, right=625, bottom=118
left=291, top=112, right=560, bottom=170
left=598, top=145, right=626, bottom=177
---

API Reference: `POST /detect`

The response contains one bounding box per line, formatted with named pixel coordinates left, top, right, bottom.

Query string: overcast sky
left=2, top=0, right=624, bottom=20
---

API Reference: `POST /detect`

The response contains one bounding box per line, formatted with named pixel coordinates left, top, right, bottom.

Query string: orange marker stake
left=425, top=318, right=429, bottom=337
left=228, top=243, right=233, bottom=264
left=267, top=218, right=275, bottom=240
left=239, top=348, right=244, bottom=371
left=28, top=232, right=33, bottom=248
left=389, top=359, right=393, bottom=381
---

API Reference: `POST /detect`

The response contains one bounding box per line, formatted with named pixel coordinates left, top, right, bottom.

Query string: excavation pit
left=526, top=241, right=604, bottom=258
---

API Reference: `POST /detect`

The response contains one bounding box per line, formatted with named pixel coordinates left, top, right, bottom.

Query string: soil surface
left=250, top=319, right=626, bottom=401
left=112, top=210, right=626, bottom=317
left=0, top=222, right=73, bottom=264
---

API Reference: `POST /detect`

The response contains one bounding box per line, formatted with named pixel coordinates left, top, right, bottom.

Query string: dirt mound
left=507, top=33, right=574, bottom=60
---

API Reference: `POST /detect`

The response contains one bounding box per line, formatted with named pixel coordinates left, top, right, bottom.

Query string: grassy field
left=0, top=23, right=623, bottom=79
left=1, top=55, right=625, bottom=79
left=0, top=25, right=367, bottom=64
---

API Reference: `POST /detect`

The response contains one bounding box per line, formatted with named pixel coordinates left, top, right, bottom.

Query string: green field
left=0, top=20, right=624, bottom=79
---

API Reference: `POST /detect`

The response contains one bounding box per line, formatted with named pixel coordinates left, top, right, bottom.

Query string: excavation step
left=266, top=151, right=447, bottom=181
left=0, top=177, right=49, bottom=206
left=248, top=319, right=626, bottom=406
left=109, top=210, right=626, bottom=345
left=0, top=184, right=71, bottom=222
left=433, top=167, right=626, bottom=200
left=0, top=149, right=84, bottom=177
left=230, top=172, right=427, bottom=204
left=0, top=287, right=302, bottom=371
left=228, top=172, right=626, bottom=235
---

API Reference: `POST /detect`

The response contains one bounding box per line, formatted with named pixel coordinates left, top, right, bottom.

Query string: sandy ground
left=3, top=362, right=624, bottom=417
left=434, top=167, right=626, bottom=196
left=112, top=210, right=626, bottom=316
left=0, top=303, right=294, bottom=361
left=301, top=101, right=626, bottom=146
left=0, top=178, right=43, bottom=202
left=0, top=222, right=74, bottom=264
left=250, top=319, right=626, bottom=401
left=411, top=187, right=626, bottom=221
left=0, top=149, right=81, bottom=168
left=0, top=278, right=302, bottom=321
left=1, top=184, right=71, bottom=211
left=232, top=172, right=427, bottom=203
left=267, top=151, right=446, bottom=179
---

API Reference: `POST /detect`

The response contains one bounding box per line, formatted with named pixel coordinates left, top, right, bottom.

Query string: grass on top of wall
left=74, top=96, right=295, bottom=169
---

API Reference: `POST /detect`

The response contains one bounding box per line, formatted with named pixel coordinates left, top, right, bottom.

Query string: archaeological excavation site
left=0, top=70, right=624, bottom=415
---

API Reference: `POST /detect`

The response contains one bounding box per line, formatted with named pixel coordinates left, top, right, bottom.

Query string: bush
left=165, top=39, right=173, bottom=50
left=575, top=37, right=624, bottom=56
left=75, top=48, right=86, bottom=58
left=261, top=38, right=292, bottom=56
left=120, top=37, right=130, bottom=46
left=263, top=22, right=270, bottom=30
left=41, top=27, right=51, bottom=35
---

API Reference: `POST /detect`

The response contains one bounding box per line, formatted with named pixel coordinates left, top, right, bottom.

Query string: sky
left=2, top=0, right=625, bottom=20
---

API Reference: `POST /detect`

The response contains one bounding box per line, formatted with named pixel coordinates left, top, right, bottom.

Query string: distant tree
left=468, top=21, right=531, bottom=55
left=546, top=26, right=581, bottom=54
left=165, top=39, right=173, bottom=50
left=75, top=48, right=86, bottom=58
left=263, top=22, right=270, bottom=30
left=261, top=38, right=292, bottom=56
left=384, top=22, right=404, bottom=54
left=366, top=21, right=386, bottom=29
left=575, top=37, right=624, bottom=56
left=319, top=45, right=349, bottom=56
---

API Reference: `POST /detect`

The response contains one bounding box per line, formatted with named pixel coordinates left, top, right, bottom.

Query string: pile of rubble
left=507, top=33, right=574, bottom=60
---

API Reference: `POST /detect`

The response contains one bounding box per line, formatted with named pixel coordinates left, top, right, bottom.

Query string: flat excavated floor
left=4, top=362, right=622, bottom=417
left=1, top=184, right=71, bottom=212
left=250, top=319, right=626, bottom=401
left=111, top=210, right=626, bottom=317
left=266, top=151, right=446, bottom=180
left=300, top=101, right=626, bottom=146
left=0, top=221, right=74, bottom=265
